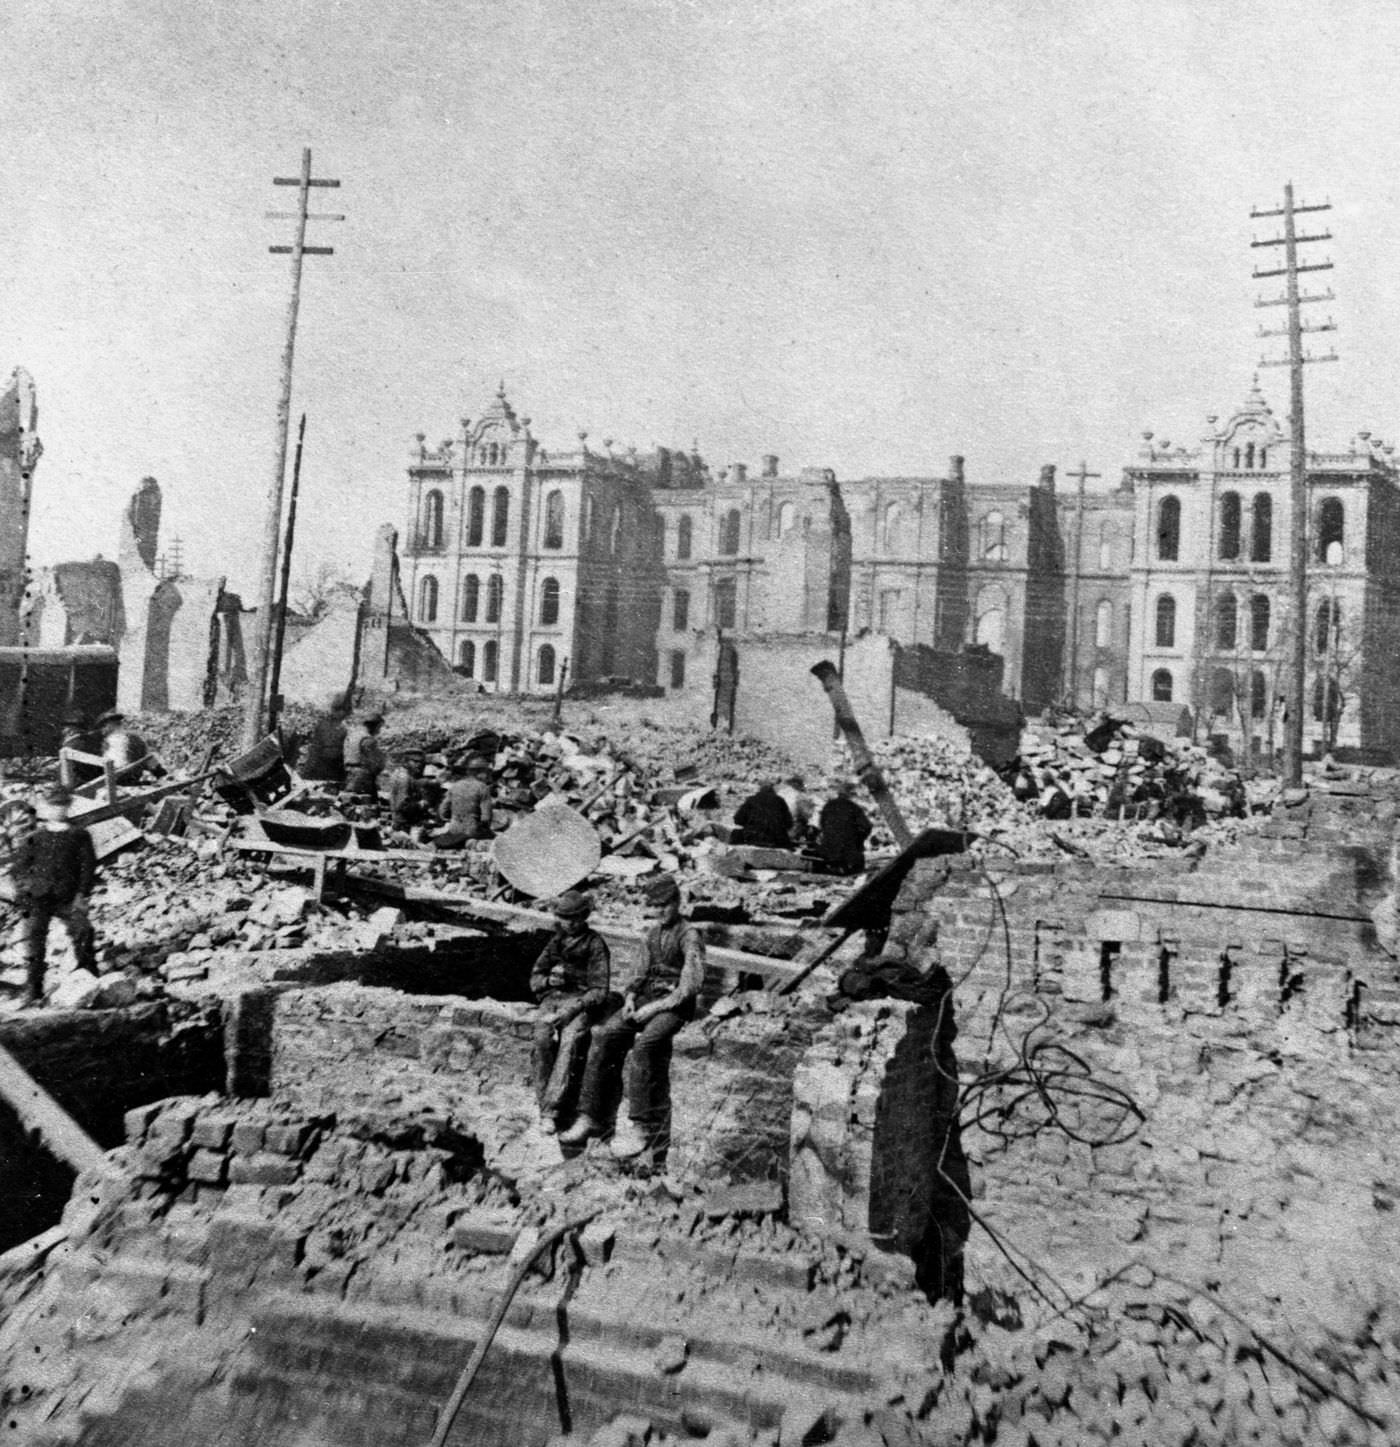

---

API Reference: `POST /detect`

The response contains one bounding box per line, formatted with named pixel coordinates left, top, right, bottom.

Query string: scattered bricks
left=190, top=1116, right=237, bottom=1150
left=703, top=1182, right=784, bottom=1220
left=454, top=1214, right=519, bottom=1255
left=228, top=1153, right=300, bottom=1187
left=187, top=1149, right=229, bottom=1186
left=147, top=1099, right=203, bottom=1144
left=264, top=1121, right=313, bottom=1157
left=124, top=1102, right=166, bottom=1144
left=579, top=1219, right=616, bottom=1266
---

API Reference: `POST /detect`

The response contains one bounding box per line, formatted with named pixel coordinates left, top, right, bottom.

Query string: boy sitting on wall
left=529, top=890, right=616, bottom=1134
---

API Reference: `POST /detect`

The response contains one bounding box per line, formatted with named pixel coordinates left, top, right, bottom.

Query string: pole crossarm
left=241, top=148, right=343, bottom=751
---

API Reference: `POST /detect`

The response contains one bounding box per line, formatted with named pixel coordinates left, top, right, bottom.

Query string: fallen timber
left=339, top=869, right=847, bottom=990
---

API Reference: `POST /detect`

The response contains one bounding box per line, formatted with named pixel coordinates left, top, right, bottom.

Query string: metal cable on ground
left=427, top=1209, right=600, bottom=1447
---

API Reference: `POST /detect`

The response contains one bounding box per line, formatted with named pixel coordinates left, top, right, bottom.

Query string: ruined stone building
left=1121, top=381, right=1400, bottom=761
left=403, top=385, right=670, bottom=695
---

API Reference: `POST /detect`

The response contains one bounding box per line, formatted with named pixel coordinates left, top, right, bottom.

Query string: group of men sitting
left=731, top=775, right=874, bottom=874
left=298, top=705, right=494, bottom=849
left=530, top=873, right=701, bottom=1162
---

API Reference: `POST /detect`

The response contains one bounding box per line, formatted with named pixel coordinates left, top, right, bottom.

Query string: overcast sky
left=4, top=0, right=1399, bottom=596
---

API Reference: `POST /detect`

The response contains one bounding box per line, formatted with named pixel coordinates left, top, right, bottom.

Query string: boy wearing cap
left=529, top=890, right=614, bottom=1133
left=17, top=785, right=98, bottom=1006
left=561, top=873, right=705, bottom=1160
left=343, top=712, right=387, bottom=798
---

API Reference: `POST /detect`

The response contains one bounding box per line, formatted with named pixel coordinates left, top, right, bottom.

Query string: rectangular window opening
left=1099, top=941, right=1121, bottom=1002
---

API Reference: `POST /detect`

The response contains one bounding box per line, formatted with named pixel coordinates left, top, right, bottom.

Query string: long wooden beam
left=0, top=1043, right=106, bottom=1176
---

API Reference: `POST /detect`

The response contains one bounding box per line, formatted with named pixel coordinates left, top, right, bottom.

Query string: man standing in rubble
left=817, top=779, right=873, bottom=875
left=529, top=890, right=615, bottom=1134
left=343, top=711, right=387, bottom=798
left=17, top=785, right=98, bottom=1006
left=560, top=873, right=704, bottom=1161
left=433, top=755, right=494, bottom=848
left=300, top=694, right=350, bottom=785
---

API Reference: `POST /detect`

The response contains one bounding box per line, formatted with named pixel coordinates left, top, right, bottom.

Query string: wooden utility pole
left=1251, top=183, right=1336, bottom=786
left=241, top=149, right=342, bottom=751
left=267, top=412, right=307, bottom=736
left=1064, top=460, right=1101, bottom=709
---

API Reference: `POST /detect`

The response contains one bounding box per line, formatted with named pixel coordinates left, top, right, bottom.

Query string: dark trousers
left=532, top=992, right=616, bottom=1116
left=577, top=1007, right=689, bottom=1134
left=24, top=895, right=97, bottom=1000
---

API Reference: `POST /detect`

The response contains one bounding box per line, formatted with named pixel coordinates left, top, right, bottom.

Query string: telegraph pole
left=267, top=412, right=308, bottom=736
left=241, top=148, right=342, bottom=750
left=1064, top=460, right=1101, bottom=709
left=1251, top=182, right=1337, bottom=786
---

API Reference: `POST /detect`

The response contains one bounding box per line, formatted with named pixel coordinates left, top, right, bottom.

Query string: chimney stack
left=732, top=462, right=748, bottom=483
left=1039, top=464, right=1057, bottom=490
left=762, top=454, right=779, bottom=477
left=949, top=455, right=965, bottom=483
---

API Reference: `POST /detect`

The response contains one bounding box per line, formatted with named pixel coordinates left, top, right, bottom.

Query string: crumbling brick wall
left=879, top=786, right=1400, bottom=1328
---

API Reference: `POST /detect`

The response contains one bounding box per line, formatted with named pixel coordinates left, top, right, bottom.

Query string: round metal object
left=492, top=802, right=601, bottom=898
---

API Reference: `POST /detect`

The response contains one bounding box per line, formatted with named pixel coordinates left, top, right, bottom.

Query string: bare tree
left=291, top=561, right=356, bottom=621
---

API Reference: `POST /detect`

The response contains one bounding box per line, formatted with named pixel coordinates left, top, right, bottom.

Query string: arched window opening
left=1245, top=442, right=1255, bottom=469
left=610, top=507, right=622, bottom=555
left=457, top=640, right=475, bottom=675
left=1259, top=448, right=1268, bottom=469
left=1250, top=494, right=1272, bottom=562
left=1097, top=528, right=1114, bottom=570
left=1232, top=447, right=1241, bottom=469
left=1156, top=496, right=1181, bottom=561
left=1317, top=498, right=1344, bottom=564
left=1155, top=594, right=1176, bottom=648
left=482, top=640, right=499, bottom=684
left=1151, top=668, right=1174, bottom=702
left=883, top=502, right=902, bottom=552
left=540, top=577, right=560, bottom=627
left=584, top=495, right=595, bottom=545
left=418, top=575, right=438, bottom=623
left=720, top=509, right=742, bottom=556
left=1091, top=665, right=1110, bottom=708
left=1251, top=671, right=1268, bottom=720
left=777, top=501, right=796, bottom=538
left=485, top=575, right=504, bottom=624
left=491, top=486, right=510, bottom=547
left=467, top=486, right=485, bottom=547
left=981, top=510, right=1008, bottom=561
left=1209, top=668, right=1234, bottom=718
left=714, top=577, right=737, bottom=630
left=1215, top=594, right=1237, bottom=650
left=672, top=589, right=690, bottom=632
left=1313, top=676, right=1341, bottom=724
left=537, top=644, right=556, bottom=687
left=543, top=491, right=565, bottom=550
left=975, top=607, right=1005, bottom=653
left=460, top=574, right=480, bottom=623
left=1218, top=492, right=1241, bottom=560
left=421, top=489, right=444, bottom=550
left=1250, top=594, right=1270, bottom=652
left=1094, top=599, right=1112, bottom=649
left=1315, top=598, right=1340, bottom=654
left=677, top=514, right=693, bottom=560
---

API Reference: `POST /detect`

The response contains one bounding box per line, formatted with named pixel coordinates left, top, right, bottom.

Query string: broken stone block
left=187, top=1149, right=229, bottom=1186
left=653, top=1334, right=688, bottom=1374
left=452, top=1215, right=518, bottom=1255
left=578, top=1219, right=615, bottom=1265
left=190, top=1116, right=235, bottom=1150
left=228, top=1154, right=299, bottom=1187
left=229, top=1122, right=266, bottom=1155
left=703, top=1182, right=783, bottom=1220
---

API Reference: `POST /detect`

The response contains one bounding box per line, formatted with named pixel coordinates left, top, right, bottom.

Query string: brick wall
left=879, top=785, right=1400, bottom=1327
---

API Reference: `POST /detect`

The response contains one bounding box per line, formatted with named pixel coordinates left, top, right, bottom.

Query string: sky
left=4, top=0, right=1400, bottom=597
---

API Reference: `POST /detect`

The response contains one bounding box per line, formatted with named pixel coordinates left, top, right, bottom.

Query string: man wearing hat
left=561, top=873, right=705, bottom=1160
left=529, top=890, right=615, bottom=1133
left=383, top=748, right=428, bottom=833
left=15, top=784, right=98, bottom=1005
left=343, top=711, right=387, bottom=798
left=432, top=754, right=494, bottom=848
left=300, top=693, right=350, bottom=785
left=59, top=710, right=102, bottom=788
left=97, top=710, right=159, bottom=781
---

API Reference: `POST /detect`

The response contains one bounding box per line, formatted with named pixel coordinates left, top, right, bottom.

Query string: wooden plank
left=338, top=869, right=818, bottom=985
left=229, top=839, right=437, bottom=863
left=0, top=1043, right=105, bottom=1176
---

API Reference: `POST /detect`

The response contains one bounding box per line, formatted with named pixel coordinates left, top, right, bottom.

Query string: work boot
left=557, top=1114, right=599, bottom=1146
left=609, top=1118, right=649, bottom=1160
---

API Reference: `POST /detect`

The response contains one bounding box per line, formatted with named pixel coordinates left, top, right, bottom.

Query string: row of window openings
left=1151, top=666, right=1342, bottom=722
left=1156, top=593, right=1344, bottom=654
left=417, top=575, right=563, bottom=626
left=455, top=640, right=563, bottom=687
left=1156, top=495, right=1346, bottom=564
